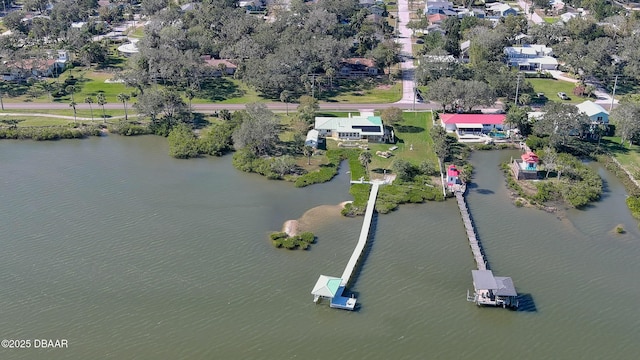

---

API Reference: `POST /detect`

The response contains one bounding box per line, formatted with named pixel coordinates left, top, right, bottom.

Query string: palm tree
left=184, top=88, right=195, bottom=122
left=96, top=93, right=107, bottom=123
left=117, top=93, right=131, bottom=121
left=303, top=145, right=313, bottom=165
left=280, top=90, right=290, bottom=115
left=65, top=84, right=77, bottom=102
left=85, top=96, right=94, bottom=122
left=359, top=151, right=372, bottom=176
left=325, top=67, right=336, bottom=89
left=69, top=101, right=77, bottom=123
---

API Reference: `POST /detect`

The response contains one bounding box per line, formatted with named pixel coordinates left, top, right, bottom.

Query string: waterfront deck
left=455, top=187, right=519, bottom=309
left=312, top=182, right=382, bottom=310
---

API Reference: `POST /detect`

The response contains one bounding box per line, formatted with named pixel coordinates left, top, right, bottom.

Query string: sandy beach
left=281, top=201, right=351, bottom=236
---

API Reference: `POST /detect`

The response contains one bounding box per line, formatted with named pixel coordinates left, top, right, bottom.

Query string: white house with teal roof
left=314, top=112, right=387, bottom=142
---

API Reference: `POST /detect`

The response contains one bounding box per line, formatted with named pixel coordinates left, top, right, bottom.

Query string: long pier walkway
left=455, top=187, right=519, bottom=309
left=454, top=188, right=487, bottom=270
left=340, top=182, right=380, bottom=286
left=312, top=182, right=382, bottom=310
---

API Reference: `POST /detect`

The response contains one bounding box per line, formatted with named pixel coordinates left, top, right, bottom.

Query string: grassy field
left=190, top=78, right=265, bottom=104
left=527, top=78, right=585, bottom=104
left=602, top=136, right=640, bottom=177
left=327, top=81, right=402, bottom=103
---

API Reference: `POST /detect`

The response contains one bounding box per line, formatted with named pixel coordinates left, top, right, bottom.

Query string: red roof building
left=521, top=152, right=539, bottom=164
left=447, top=164, right=460, bottom=187
left=440, top=113, right=507, bottom=142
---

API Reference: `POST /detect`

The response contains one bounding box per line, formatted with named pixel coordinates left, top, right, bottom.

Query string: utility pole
left=514, top=72, right=522, bottom=106
left=610, top=74, right=619, bottom=111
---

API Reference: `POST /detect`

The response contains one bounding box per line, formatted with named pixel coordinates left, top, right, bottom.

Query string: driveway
left=546, top=70, right=617, bottom=107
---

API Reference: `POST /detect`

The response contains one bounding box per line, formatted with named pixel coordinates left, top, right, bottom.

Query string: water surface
left=0, top=138, right=638, bottom=359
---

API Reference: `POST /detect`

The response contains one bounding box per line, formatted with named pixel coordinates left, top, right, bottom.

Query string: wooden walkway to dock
left=340, top=182, right=380, bottom=286
left=312, top=181, right=383, bottom=310
left=454, top=189, right=487, bottom=271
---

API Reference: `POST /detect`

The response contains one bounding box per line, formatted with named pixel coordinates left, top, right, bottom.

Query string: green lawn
left=602, top=136, right=640, bottom=178
left=3, top=108, right=128, bottom=118
left=527, top=78, right=585, bottom=104
left=368, top=111, right=436, bottom=173
left=544, top=17, right=559, bottom=24
left=327, top=81, right=402, bottom=103
left=127, top=26, right=145, bottom=39
left=190, top=77, right=265, bottom=104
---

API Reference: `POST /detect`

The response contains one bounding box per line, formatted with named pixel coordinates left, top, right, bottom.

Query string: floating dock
left=454, top=187, right=519, bottom=309
left=312, top=182, right=381, bottom=310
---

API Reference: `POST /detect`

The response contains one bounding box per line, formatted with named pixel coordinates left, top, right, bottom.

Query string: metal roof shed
left=472, top=270, right=498, bottom=290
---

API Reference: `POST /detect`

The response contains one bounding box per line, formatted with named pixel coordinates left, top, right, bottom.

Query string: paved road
left=0, top=101, right=438, bottom=113
left=517, top=0, right=544, bottom=25
left=394, top=0, right=417, bottom=105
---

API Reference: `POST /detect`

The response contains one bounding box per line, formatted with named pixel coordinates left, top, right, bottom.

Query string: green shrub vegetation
left=501, top=153, right=603, bottom=208
left=0, top=125, right=102, bottom=140
left=295, top=149, right=363, bottom=187
left=168, top=123, right=200, bottom=159
left=270, top=231, right=316, bottom=250
left=598, top=154, right=640, bottom=220
left=108, top=121, right=153, bottom=136
left=626, top=196, right=640, bottom=220
left=341, top=177, right=445, bottom=216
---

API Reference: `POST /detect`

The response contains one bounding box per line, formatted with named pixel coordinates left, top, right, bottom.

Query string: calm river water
left=0, top=136, right=638, bottom=359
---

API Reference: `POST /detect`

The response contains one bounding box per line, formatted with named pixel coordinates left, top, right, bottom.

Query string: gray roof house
left=576, top=101, right=609, bottom=124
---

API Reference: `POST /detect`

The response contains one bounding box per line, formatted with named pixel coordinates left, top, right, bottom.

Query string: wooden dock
left=454, top=188, right=487, bottom=271
left=455, top=186, right=519, bottom=309
left=340, top=182, right=380, bottom=287
left=312, top=181, right=382, bottom=310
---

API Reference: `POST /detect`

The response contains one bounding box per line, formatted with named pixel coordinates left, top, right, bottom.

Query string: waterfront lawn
left=368, top=111, right=437, bottom=173
left=528, top=78, right=582, bottom=104
left=602, top=136, right=640, bottom=178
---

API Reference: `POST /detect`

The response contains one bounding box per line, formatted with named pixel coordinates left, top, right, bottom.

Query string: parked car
left=557, top=92, right=569, bottom=100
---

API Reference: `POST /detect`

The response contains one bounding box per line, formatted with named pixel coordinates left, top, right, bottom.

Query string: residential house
left=486, top=3, right=518, bottom=17
left=457, top=8, right=485, bottom=18
left=339, top=58, right=379, bottom=77
left=424, top=0, right=456, bottom=16
left=419, top=54, right=457, bottom=65
left=201, top=56, right=237, bottom=77
left=369, top=5, right=386, bottom=17
left=576, top=100, right=609, bottom=124
left=314, top=112, right=388, bottom=142
left=239, top=0, right=265, bottom=11
left=180, top=3, right=198, bottom=11
left=560, top=12, right=578, bottom=22
left=504, top=44, right=558, bottom=71
left=428, top=13, right=448, bottom=25
left=2, top=50, right=68, bottom=81
left=305, top=129, right=319, bottom=148
left=439, top=113, right=507, bottom=142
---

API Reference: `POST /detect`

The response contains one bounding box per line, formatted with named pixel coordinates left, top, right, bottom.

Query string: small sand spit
left=281, top=201, right=352, bottom=236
